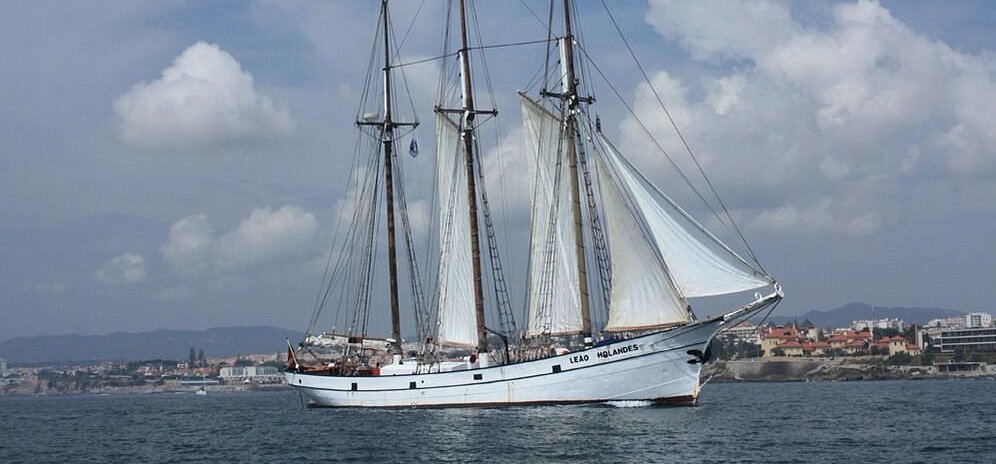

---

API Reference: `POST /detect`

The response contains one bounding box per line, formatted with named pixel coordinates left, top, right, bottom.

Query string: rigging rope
left=571, top=41, right=770, bottom=278
left=599, top=0, right=768, bottom=275
left=392, top=38, right=554, bottom=69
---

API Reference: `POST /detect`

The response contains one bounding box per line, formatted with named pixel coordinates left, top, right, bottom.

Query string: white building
left=719, top=323, right=761, bottom=344
left=851, top=318, right=904, bottom=332
left=219, top=365, right=282, bottom=382
left=965, top=312, right=993, bottom=328
left=0, top=358, right=6, bottom=377
left=927, top=317, right=966, bottom=329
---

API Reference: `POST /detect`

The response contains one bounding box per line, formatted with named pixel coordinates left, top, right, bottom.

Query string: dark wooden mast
left=561, top=0, right=594, bottom=344
left=381, top=0, right=402, bottom=354
left=457, top=0, right=489, bottom=354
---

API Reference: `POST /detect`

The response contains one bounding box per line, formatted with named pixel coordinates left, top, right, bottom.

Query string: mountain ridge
left=0, top=326, right=302, bottom=364
left=769, top=302, right=966, bottom=328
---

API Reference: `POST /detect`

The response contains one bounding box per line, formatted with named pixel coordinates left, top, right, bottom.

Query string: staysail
left=594, top=155, right=690, bottom=331
left=435, top=113, right=477, bottom=348
left=595, top=132, right=772, bottom=303
left=520, top=94, right=584, bottom=337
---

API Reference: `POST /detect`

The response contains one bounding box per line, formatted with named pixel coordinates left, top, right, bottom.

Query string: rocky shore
left=704, top=358, right=996, bottom=382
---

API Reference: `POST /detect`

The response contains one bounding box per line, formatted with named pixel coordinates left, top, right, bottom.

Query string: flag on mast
left=409, top=138, right=419, bottom=158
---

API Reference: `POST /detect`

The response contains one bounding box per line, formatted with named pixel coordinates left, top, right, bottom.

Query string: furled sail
left=435, top=113, right=477, bottom=348
left=595, top=156, right=691, bottom=331
left=520, top=94, right=583, bottom=337
left=595, top=132, right=772, bottom=299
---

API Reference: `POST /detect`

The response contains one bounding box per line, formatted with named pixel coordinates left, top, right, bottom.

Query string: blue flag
left=409, top=138, right=419, bottom=158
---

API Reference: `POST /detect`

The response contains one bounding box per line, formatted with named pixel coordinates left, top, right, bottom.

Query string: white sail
left=520, top=94, right=583, bottom=337
left=595, top=156, right=690, bottom=331
left=596, top=132, right=771, bottom=298
left=435, top=113, right=478, bottom=348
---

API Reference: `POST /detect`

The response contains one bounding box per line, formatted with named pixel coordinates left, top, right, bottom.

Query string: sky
left=1, top=0, right=995, bottom=342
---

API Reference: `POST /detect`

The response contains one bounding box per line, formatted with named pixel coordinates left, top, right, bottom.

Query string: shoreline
left=704, top=358, right=996, bottom=382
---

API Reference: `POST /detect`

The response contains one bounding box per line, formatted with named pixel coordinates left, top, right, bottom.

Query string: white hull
left=286, top=319, right=723, bottom=408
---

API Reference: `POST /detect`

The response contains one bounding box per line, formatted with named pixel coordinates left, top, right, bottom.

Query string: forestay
left=520, top=94, right=584, bottom=337
left=435, top=113, right=478, bottom=348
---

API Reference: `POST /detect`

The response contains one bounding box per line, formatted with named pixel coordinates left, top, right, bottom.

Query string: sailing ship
left=285, top=0, right=782, bottom=408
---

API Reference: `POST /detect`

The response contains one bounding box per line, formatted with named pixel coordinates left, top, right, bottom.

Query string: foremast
left=457, top=0, right=489, bottom=356
left=356, top=0, right=417, bottom=355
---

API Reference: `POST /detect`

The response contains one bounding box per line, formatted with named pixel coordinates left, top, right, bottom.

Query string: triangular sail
left=520, top=94, right=583, bottom=337
left=435, top=113, right=477, bottom=348
left=594, top=156, right=691, bottom=331
left=595, top=132, right=772, bottom=299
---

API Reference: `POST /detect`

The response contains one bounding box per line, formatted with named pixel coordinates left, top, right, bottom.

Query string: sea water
left=1, top=379, right=994, bottom=463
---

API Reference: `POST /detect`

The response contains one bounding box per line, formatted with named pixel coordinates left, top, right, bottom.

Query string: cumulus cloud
left=626, top=0, right=996, bottom=236
left=748, top=199, right=883, bottom=236
left=214, top=206, right=320, bottom=271
left=95, top=253, right=147, bottom=284
left=162, top=205, right=319, bottom=275
left=161, top=214, right=214, bottom=274
left=114, top=41, right=294, bottom=152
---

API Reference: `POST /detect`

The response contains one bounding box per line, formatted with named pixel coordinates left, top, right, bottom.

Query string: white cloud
left=631, top=0, right=996, bottom=236
left=114, top=41, right=294, bottom=152
left=647, top=0, right=799, bottom=62
left=161, top=214, right=214, bottom=275
left=705, top=74, right=746, bottom=115
left=748, top=199, right=883, bottom=236
left=162, top=205, right=319, bottom=275
left=95, top=253, right=147, bottom=284
left=214, top=205, right=319, bottom=271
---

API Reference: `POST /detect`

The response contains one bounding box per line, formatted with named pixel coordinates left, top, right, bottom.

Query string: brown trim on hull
left=652, top=394, right=697, bottom=406
left=305, top=395, right=698, bottom=409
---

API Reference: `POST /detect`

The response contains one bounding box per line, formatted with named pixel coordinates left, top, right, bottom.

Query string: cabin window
left=409, top=381, right=416, bottom=389
left=552, top=365, right=561, bottom=373
left=473, top=373, right=483, bottom=380
left=351, top=382, right=358, bottom=391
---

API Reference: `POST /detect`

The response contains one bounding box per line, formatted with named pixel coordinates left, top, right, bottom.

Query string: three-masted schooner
left=285, top=0, right=782, bottom=408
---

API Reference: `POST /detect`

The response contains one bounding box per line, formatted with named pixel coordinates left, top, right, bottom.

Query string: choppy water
left=2, top=379, right=995, bottom=463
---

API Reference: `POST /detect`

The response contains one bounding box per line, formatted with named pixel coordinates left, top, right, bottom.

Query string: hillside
left=0, top=326, right=302, bottom=364
left=770, top=302, right=966, bottom=328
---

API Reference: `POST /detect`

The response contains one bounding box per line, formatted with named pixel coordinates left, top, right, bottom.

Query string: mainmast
left=560, top=0, right=594, bottom=345
left=457, top=0, right=489, bottom=355
left=380, top=0, right=402, bottom=354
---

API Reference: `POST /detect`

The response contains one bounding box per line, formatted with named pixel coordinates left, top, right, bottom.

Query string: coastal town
left=709, top=311, right=996, bottom=381
left=0, top=350, right=287, bottom=396
left=2, top=311, right=994, bottom=396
